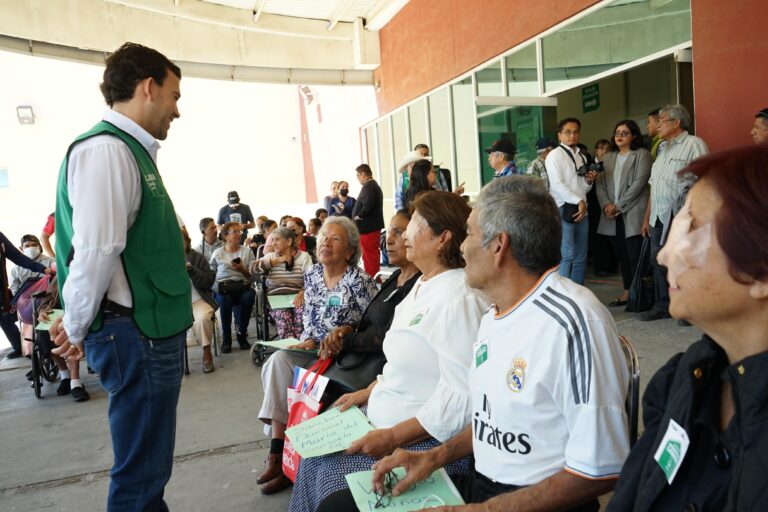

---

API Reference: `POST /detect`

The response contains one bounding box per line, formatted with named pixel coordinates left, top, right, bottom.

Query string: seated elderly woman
left=252, top=226, right=314, bottom=339
left=288, top=191, right=489, bottom=511
left=257, top=210, right=421, bottom=494
left=210, top=221, right=256, bottom=353
left=607, top=145, right=768, bottom=511
left=182, top=228, right=218, bottom=373
left=256, top=216, right=378, bottom=494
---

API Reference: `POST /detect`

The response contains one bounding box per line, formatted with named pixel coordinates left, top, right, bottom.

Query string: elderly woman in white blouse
left=288, top=191, right=489, bottom=512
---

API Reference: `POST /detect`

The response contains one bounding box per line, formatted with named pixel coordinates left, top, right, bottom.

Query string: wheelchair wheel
left=42, top=355, right=59, bottom=383
left=251, top=343, right=266, bottom=367
left=31, top=344, right=43, bottom=399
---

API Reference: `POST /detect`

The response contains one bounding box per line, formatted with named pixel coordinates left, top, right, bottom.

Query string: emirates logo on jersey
left=507, top=358, right=527, bottom=392
left=474, top=394, right=531, bottom=454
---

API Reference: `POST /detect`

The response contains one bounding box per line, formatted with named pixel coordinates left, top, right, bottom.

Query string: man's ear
left=140, top=77, right=155, bottom=101
left=749, top=280, right=768, bottom=300
left=493, top=232, right=510, bottom=266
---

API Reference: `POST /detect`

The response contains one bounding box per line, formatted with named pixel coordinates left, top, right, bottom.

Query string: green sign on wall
left=582, top=84, right=600, bottom=113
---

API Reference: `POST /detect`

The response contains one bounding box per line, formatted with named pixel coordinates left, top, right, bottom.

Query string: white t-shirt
left=469, top=269, right=629, bottom=486
left=366, top=268, right=489, bottom=442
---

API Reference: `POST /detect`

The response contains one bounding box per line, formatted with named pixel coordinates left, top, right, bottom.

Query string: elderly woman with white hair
left=255, top=216, right=377, bottom=494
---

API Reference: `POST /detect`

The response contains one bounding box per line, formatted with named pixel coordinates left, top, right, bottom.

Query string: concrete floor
left=0, top=271, right=702, bottom=512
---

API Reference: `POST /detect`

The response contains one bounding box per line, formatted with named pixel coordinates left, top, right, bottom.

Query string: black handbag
left=323, top=351, right=386, bottom=395
left=562, top=203, right=580, bottom=224
left=217, top=280, right=249, bottom=295
left=627, top=237, right=655, bottom=313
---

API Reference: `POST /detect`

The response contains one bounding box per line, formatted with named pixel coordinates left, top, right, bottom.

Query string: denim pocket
left=84, top=334, right=122, bottom=394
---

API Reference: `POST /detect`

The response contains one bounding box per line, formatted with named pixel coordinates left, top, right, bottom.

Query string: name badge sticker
left=327, top=292, right=343, bottom=306
left=409, top=308, right=429, bottom=326
left=653, top=419, right=690, bottom=484
left=475, top=342, right=488, bottom=367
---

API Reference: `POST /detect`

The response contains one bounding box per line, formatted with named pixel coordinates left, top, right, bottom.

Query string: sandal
left=608, top=297, right=628, bottom=307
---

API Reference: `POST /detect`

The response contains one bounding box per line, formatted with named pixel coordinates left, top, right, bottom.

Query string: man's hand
left=453, top=182, right=466, bottom=195
left=641, top=219, right=650, bottom=237
left=292, top=290, right=305, bottom=308
left=585, top=170, right=598, bottom=184
left=287, top=338, right=317, bottom=351
left=372, top=448, right=439, bottom=496
left=44, top=267, right=55, bottom=277
left=50, top=317, right=84, bottom=360
left=573, top=200, right=588, bottom=223
left=346, top=428, right=396, bottom=458
left=333, top=387, right=371, bottom=412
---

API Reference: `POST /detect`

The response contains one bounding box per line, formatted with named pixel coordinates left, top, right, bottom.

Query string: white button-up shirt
left=545, top=145, right=592, bottom=207
left=62, top=109, right=159, bottom=344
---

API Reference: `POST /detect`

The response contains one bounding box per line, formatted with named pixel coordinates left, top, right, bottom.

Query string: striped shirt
left=649, top=131, right=708, bottom=226
left=256, top=250, right=313, bottom=294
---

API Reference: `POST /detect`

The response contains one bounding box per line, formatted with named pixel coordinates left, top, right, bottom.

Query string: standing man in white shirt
left=372, top=176, right=629, bottom=511
left=545, top=118, right=598, bottom=285
left=50, top=42, right=192, bottom=511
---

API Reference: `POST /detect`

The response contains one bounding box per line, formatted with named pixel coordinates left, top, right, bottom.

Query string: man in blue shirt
left=485, top=139, right=519, bottom=177
left=217, top=190, right=255, bottom=244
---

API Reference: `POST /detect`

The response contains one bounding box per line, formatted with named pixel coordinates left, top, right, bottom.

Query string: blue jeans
left=84, top=314, right=184, bottom=512
left=216, top=288, right=255, bottom=340
left=559, top=209, right=589, bottom=285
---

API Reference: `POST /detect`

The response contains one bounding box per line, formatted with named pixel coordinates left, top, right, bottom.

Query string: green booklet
left=267, top=294, right=297, bottom=309
left=254, top=338, right=318, bottom=353
left=345, top=467, right=464, bottom=511
left=35, top=309, right=64, bottom=331
left=285, top=406, right=374, bottom=458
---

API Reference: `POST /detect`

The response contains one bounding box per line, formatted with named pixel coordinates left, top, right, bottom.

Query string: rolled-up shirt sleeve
left=62, top=140, right=141, bottom=344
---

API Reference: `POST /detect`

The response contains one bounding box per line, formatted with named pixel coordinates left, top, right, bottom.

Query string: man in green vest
left=50, top=42, right=192, bottom=511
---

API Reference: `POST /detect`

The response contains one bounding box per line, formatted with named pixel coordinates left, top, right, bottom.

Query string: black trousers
left=649, top=220, right=670, bottom=312
left=317, top=466, right=600, bottom=512
left=608, top=216, right=644, bottom=291
left=1, top=310, right=21, bottom=354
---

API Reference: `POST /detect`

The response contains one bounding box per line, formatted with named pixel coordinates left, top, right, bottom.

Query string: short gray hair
left=318, top=216, right=361, bottom=267
left=661, top=104, right=691, bottom=130
left=272, top=227, right=297, bottom=248
left=474, top=176, right=561, bottom=275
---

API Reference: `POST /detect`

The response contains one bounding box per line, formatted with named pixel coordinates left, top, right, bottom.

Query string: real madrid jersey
left=468, top=268, right=629, bottom=486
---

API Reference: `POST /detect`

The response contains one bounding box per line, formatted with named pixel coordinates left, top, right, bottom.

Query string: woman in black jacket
left=607, top=145, right=768, bottom=512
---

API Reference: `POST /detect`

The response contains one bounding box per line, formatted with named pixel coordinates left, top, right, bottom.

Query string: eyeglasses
left=660, top=118, right=678, bottom=124
left=228, top=230, right=243, bottom=235
left=374, top=471, right=400, bottom=509
left=560, top=129, right=580, bottom=136
left=614, top=130, right=631, bottom=137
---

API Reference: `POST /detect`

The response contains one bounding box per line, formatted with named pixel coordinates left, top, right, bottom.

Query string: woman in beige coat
left=596, top=119, right=652, bottom=307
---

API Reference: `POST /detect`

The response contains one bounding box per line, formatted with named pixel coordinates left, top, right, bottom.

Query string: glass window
left=452, top=77, right=480, bottom=196
left=475, top=60, right=503, bottom=96
left=364, top=126, right=376, bottom=171
left=391, top=109, right=409, bottom=165
left=428, top=88, right=452, bottom=184
left=505, top=44, right=538, bottom=96
left=376, top=119, right=395, bottom=209
left=408, top=99, right=428, bottom=149
left=542, top=0, right=691, bottom=93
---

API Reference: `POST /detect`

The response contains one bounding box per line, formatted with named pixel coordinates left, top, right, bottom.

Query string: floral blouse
left=300, top=263, right=377, bottom=343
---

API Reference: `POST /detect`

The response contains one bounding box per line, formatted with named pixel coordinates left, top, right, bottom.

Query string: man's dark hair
left=648, top=108, right=661, bottom=118
left=315, top=208, right=328, bottom=218
left=199, top=217, right=214, bottom=234
left=21, top=234, right=40, bottom=246
left=558, top=118, right=581, bottom=131
left=356, top=163, right=373, bottom=176
left=413, top=143, right=429, bottom=152
left=100, top=42, right=181, bottom=107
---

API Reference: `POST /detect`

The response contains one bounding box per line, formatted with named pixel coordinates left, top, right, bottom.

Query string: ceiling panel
left=202, top=0, right=380, bottom=23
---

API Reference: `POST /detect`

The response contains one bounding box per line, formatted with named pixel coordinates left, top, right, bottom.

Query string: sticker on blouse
left=507, top=358, right=527, bottom=392
left=409, top=309, right=428, bottom=326
left=327, top=292, right=343, bottom=306
left=653, top=419, right=690, bottom=484
left=475, top=343, right=488, bottom=367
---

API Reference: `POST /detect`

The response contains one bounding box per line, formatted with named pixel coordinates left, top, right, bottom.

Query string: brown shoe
left=260, top=473, right=292, bottom=495
left=256, top=453, right=283, bottom=484
left=202, top=346, right=215, bottom=374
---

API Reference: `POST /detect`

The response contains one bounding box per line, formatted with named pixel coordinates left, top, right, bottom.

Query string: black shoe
left=677, top=319, right=692, bottom=327
left=26, top=370, right=34, bottom=381
left=221, top=340, right=232, bottom=354
left=238, top=339, right=251, bottom=350
left=71, top=385, right=90, bottom=402
left=638, top=309, right=671, bottom=322
left=5, top=350, right=22, bottom=360
left=57, top=378, right=72, bottom=396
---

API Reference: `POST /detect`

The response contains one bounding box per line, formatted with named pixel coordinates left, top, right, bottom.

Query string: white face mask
left=23, top=246, right=40, bottom=260
left=657, top=195, right=713, bottom=288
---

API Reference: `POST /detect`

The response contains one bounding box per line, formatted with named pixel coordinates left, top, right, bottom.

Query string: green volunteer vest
left=55, top=121, right=193, bottom=338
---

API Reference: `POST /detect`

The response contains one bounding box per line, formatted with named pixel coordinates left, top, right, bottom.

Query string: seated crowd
left=2, top=133, right=767, bottom=512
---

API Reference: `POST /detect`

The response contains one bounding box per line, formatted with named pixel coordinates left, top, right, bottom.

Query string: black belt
left=102, top=299, right=133, bottom=317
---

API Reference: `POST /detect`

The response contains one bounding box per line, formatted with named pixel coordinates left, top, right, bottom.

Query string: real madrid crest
left=507, top=358, right=527, bottom=392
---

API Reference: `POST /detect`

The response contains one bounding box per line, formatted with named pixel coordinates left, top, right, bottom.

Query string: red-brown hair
left=682, top=144, right=768, bottom=283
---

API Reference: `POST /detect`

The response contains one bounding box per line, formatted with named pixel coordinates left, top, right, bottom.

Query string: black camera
left=577, top=161, right=604, bottom=176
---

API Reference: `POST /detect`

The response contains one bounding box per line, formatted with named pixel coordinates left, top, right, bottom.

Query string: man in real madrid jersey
left=373, top=176, right=630, bottom=511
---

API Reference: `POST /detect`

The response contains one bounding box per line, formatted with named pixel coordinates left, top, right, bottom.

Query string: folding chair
left=184, top=310, right=223, bottom=375
left=619, top=335, right=641, bottom=447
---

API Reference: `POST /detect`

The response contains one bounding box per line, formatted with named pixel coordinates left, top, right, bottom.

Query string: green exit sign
left=582, top=84, right=600, bottom=113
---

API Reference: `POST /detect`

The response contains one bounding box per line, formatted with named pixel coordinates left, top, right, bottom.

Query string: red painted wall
left=374, top=0, right=599, bottom=115
left=691, top=0, right=768, bottom=152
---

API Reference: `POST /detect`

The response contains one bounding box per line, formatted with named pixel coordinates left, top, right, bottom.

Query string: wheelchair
left=29, top=290, right=60, bottom=399
left=251, top=275, right=276, bottom=366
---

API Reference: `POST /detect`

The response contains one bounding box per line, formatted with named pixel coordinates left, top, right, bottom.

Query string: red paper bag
left=283, top=358, right=332, bottom=482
